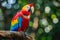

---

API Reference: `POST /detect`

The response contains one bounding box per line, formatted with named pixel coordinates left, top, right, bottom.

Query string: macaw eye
left=27, top=6, right=30, bottom=10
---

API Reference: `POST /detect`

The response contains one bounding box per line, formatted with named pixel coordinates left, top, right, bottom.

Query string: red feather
left=21, top=17, right=30, bottom=32
left=22, top=10, right=30, bottom=16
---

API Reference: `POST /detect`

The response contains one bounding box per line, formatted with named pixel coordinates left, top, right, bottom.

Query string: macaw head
left=21, top=4, right=34, bottom=19
left=22, top=4, right=34, bottom=14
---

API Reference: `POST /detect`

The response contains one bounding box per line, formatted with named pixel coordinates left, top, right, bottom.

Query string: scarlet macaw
left=10, top=4, right=34, bottom=32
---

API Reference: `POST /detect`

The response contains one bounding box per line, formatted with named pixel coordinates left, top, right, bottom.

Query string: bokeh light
left=35, top=10, right=40, bottom=16
left=40, top=18, right=48, bottom=26
left=6, top=4, right=12, bottom=9
left=2, top=1, right=7, bottom=7
left=44, top=25, right=53, bottom=33
left=8, top=0, right=16, bottom=4
left=29, top=21, right=33, bottom=27
left=33, top=17, right=39, bottom=30
left=14, top=4, right=19, bottom=9
left=53, top=18, right=59, bottom=24
left=51, top=14, right=56, bottom=19
left=53, top=1, right=60, bottom=7
left=45, top=6, right=51, bottom=14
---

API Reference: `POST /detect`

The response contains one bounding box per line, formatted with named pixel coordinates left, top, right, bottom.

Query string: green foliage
left=29, top=21, right=33, bottom=27
left=0, top=8, right=2, bottom=14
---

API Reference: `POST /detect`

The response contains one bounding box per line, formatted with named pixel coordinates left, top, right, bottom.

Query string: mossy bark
left=0, top=31, right=33, bottom=40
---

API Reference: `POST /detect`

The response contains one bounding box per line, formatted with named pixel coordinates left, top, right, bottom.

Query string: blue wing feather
left=10, top=17, right=22, bottom=31
left=10, top=23, right=18, bottom=31
left=18, top=17, right=22, bottom=28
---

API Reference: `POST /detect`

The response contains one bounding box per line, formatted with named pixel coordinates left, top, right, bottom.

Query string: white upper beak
left=31, top=6, right=34, bottom=14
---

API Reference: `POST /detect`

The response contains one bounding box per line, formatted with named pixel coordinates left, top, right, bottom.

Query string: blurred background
left=0, top=0, right=60, bottom=40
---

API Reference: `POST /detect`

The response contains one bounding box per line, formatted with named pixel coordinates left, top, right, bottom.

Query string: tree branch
left=0, top=31, right=33, bottom=40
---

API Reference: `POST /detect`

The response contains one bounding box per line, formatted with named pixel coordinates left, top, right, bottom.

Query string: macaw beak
left=31, top=6, right=34, bottom=14
left=29, top=4, right=34, bottom=14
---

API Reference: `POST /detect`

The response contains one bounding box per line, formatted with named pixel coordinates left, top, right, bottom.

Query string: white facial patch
left=26, top=5, right=30, bottom=11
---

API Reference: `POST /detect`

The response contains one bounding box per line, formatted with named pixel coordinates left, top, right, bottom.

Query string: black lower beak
left=28, top=9, right=32, bottom=13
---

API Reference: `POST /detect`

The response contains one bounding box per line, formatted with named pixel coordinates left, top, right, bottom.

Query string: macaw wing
left=10, top=15, right=22, bottom=31
left=18, top=17, right=22, bottom=27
